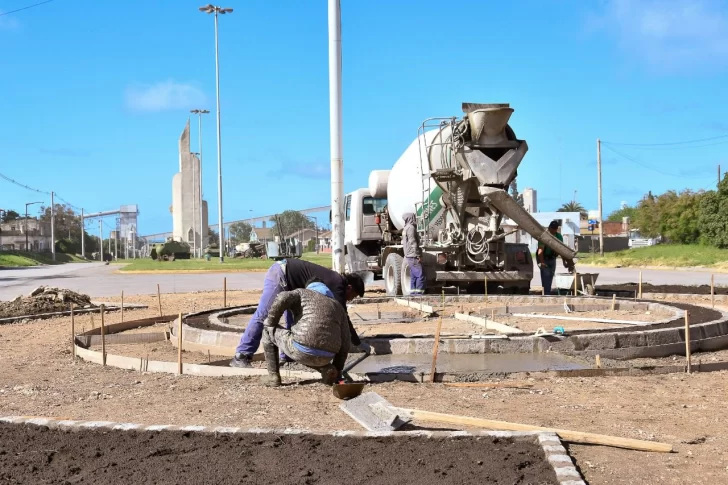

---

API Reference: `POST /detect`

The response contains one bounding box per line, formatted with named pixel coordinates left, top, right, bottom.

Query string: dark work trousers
left=540, top=258, right=557, bottom=295
left=406, top=257, right=426, bottom=294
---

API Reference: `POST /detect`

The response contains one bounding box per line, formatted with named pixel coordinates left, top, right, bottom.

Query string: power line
left=0, top=170, right=83, bottom=212
left=602, top=133, right=728, bottom=147
left=602, top=144, right=715, bottom=179
left=0, top=0, right=56, bottom=17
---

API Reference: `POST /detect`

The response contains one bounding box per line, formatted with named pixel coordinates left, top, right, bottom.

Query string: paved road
left=1, top=262, right=725, bottom=300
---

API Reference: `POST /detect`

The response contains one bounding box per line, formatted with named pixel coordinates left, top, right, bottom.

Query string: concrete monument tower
left=172, top=120, right=208, bottom=253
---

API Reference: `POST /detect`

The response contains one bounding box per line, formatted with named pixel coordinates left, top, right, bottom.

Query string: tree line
left=605, top=178, right=728, bottom=247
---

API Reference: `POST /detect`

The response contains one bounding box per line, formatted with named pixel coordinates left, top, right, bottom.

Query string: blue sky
left=1, top=0, right=727, bottom=237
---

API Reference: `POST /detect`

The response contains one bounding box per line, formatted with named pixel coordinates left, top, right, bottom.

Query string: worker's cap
left=345, top=273, right=366, bottom=298
left=548, top=220, right=560, bottom=229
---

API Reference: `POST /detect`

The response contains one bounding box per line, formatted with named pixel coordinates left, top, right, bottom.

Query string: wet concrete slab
left=351, top=352, right=587, bottom=374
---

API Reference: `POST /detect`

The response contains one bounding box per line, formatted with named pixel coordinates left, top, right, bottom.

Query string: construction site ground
left=2, top=291, right=728, bottom=484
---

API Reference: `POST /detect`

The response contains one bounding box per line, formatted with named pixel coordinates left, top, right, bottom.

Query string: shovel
left=332, top=350, right=370, bottom=400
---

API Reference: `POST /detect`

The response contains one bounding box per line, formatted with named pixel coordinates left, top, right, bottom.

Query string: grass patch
left=0, top=251, right=87, bottom=268
left=118, top=252, right=333, bottom=272
left=578, top=244, right=728, bottom=268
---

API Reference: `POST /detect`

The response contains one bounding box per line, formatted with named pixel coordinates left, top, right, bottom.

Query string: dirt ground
left=0, top=424, right=558, bottom=485
left=2, top=291, right=728, bottom=484
left=599, top=283, right=728, bottom=295
left=0, top=286, right=95, bottom=319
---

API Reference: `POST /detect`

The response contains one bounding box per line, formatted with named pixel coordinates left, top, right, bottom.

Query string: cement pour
left=350, top=353, right=586, bottom=374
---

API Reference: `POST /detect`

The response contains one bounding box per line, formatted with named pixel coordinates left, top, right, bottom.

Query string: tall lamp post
left=191, top=150, right=201, bottom=259
left=24, top=201, right=43, bottom=252
left=190, top=108, right=209, bottom=258
left=199, top=4, right=233, bottom=262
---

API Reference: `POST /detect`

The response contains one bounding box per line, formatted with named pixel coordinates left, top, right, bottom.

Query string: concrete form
left=0, top=415, right=585, bottom=485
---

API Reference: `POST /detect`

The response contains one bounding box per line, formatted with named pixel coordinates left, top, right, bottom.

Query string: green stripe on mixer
left=416, top=186, right=444, bottom=225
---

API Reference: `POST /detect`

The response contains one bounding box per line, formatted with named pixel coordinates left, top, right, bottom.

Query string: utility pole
left=199, top=4, right=232, bottom=263
left=25, top=201, right=42, bottom=252
left=98, top=219, right=103, bottom=262
left=81, top=209, right=85, bottom=258
left=597, top=138, right=604, bottom=257
left=191, top=109, right=209, bottom=258
left=328, top=0, right=345, bottom=274
left=50, top=192, right=56, bottom=261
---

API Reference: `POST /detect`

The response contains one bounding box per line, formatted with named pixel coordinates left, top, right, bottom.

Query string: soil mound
left=0, top=286, right=94, bottom=319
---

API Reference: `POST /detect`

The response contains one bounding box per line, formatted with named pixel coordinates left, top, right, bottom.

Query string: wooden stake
left=685, top=311, right=691, bottom=374
left=90, top=313, right=95, bottom=329
left=638, top=271, right=643, bottom=299
left=484, top=275, right=488, bottom=298
left=223, top=277, right=227, bottom=307
left=178, top=312, right=183, bottom=375
left=429, top=292, right=444, bottom=383
left=100, top=305, right=106, bottom=366
left=121, top=290, right=124, bottom=323
left=157, top=284, right=163, bottom=317
left=711, top=274, right=715, bottom=309
left=70, top=304, right=76, bottom=360
left=611, top=294, right=616, bottom=311
left=390, top=406, right=673, bottom=453
left=541, top=286, right=545, bottom=296
left=573, top=272, right=578, bottom=296
left=595, top=354, right=601, bottom=369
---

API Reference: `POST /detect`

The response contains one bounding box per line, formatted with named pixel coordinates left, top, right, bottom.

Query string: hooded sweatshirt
left=402, top=212, right=421, bottom=258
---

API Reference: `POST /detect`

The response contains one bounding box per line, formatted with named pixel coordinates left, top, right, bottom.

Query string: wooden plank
left=394, top=298, right=435, bottom=315
left=509, top=313, right=648, bottom=326
left=430, top=315, right=443, bottom=383
left=392, top=407, right=673, bottom=453
left=453, top=313, right=524, bottom=335
left=443, top=382, right=533, bottom=389
left=685, top=311, right=691, bottom=374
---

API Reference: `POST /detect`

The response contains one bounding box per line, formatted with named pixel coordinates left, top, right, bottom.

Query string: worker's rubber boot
left=262, top=343, right=282, bottom=387
left=319, top=364, right=339, bottom=386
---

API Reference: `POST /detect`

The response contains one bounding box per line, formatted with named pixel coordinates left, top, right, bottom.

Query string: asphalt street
left=1, top=262, right=726, bottom=300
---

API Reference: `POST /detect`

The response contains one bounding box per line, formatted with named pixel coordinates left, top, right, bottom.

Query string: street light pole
left=50, top=191, right=55, bottom=261
left=190, top=109, right=210, bottom=258
left=199, top=4, right=232, bottom=263
left=328, top=0, right=345, bottom=273
left=24, top=201, right=42, bottom=252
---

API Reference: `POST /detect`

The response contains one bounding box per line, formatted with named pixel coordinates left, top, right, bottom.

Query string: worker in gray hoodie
left=260, top=279, right=351, bottom=387
left=402, top=212, right=425, bottom=295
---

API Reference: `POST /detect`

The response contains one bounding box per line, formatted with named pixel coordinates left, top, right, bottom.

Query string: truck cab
left=342, top=188, right=389, bottom=278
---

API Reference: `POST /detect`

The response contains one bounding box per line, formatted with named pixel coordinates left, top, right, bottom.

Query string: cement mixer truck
left=344, top=102, right=577, bottom=296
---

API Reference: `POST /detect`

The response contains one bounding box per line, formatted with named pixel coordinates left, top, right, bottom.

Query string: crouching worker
left=261, top=279, right=350, bottom=387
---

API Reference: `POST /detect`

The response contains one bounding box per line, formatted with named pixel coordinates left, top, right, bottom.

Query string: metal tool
left=331, top=350, right=370, bottom=400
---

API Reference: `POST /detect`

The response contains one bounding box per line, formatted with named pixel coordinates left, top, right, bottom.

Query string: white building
left=0, top=218, right=52, bottom=251
left=172, top=119, right=208, bottom=253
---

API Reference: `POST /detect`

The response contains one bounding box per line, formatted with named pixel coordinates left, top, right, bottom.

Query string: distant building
left=171, top=120, right=208, bottom=253
left=285, top=228, right=319, bottom=246
left=0, top=218, right=52, bottom=251
left=522, top=188, right=537, bottom=213
left=318, top=230, right=332, bottom=252
left=250, top=227, right=272, bottom=243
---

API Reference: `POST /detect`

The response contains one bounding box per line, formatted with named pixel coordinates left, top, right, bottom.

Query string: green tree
left=228, top=221, right=252, bottom=245
left=557, top=201, right=587, bottom=219
left=509, top=180, right=523, bottom=208
left=1, top=209, right=20, bottom=222
left=699, top=178, right=728, bottom=248
left=38, top=203, right=83, bottom=243
left=633, top=189, right=703, bottom=243
left=207, top=228, right=219, bottom=246
left=607, top=206, right=637, bottom=222
left=270, top=210, right=315, bottom=238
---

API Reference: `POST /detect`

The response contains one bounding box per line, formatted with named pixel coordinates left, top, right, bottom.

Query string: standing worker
left=230, top=258, right=366, bottom=368
left=402, top=213, right=425, bottom=295
left=537, top=220, right=565, bottom=295
left=260, top=278, right=350, bottom=387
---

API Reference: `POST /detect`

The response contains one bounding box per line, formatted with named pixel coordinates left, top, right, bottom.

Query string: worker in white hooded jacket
left=402, top=213, right=425, bottom=294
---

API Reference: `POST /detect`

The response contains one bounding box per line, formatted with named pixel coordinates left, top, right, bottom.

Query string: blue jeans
left=235, top=263, right=293, bottom=357
left=407, top=257, right=426, bottom=294
left=540, top=258, right=557, bottom=295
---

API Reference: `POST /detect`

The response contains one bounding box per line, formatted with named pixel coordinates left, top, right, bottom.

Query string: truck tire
left=384, top=253, right=403, bottom=296
left=400, top=257, right=414, bottom=297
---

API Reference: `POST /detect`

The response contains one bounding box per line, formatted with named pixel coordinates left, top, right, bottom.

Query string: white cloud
left=590, top=0, right=728, bottom=72
left=125, top=81, right=207, bottom=113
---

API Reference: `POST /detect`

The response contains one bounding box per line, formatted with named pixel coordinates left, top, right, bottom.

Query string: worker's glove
left=357, top=342, right=372, bottom=354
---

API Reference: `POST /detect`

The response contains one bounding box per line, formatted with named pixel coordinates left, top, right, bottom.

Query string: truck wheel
left=400, top=257, right=414, bottom=297
left=384, top=253, right=403, bottom=296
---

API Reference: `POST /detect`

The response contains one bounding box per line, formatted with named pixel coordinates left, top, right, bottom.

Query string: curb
left=0, top=415, right=584, bottom=484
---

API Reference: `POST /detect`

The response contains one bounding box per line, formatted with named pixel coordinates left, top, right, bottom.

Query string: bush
left=150, top=248, right=158, bottom=260
left=56, top=238, right=80, bottom=254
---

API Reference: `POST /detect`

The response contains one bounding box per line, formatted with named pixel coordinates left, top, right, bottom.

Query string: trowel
left=332, top=351, right=370, bottom=400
